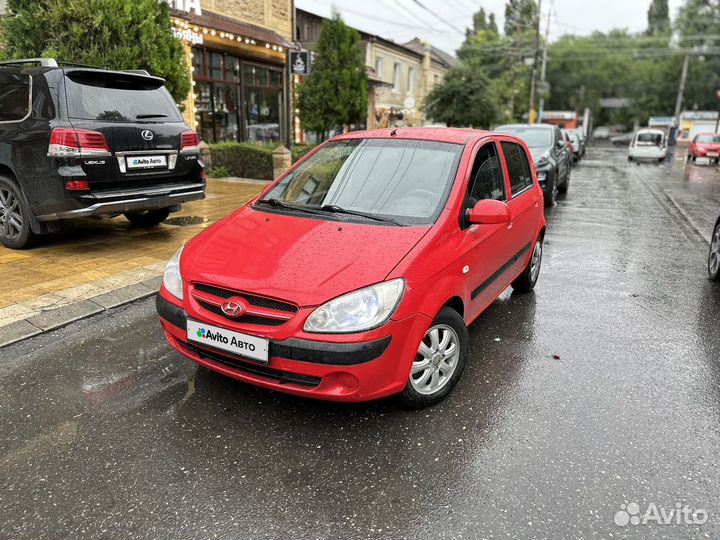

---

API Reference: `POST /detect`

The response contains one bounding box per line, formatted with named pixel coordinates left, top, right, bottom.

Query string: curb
left=0, top=277, right=162, bottom=349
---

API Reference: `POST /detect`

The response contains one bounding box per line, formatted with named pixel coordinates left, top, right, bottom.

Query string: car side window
left=467, top=142, right=505, bottom=204
left=0, top=73, right=30, bottom=122
left=501, top=141, right=533, bottom=196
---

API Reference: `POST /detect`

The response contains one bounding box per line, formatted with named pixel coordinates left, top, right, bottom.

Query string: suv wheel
left=124, top=208, right=171, bottom=228
left=512, top=237, right=543, bottom=293
left=544, top=176, right=557, bottom=207
left=709, top=222, right=720, bottom=281
left=558, top=174, right=570, bottom=194
left=0, top=175, right=38, bottom=249
left=399, top=307, right=469, bottom=409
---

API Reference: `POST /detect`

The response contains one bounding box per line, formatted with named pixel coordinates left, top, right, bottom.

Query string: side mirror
left=467, top=199, right=511, bottom=225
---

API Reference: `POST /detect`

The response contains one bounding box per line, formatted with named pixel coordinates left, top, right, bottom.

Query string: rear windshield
left=696, top=135, right=720, bottom=143
left=636, top=132, right=663, bottom=145
left=64, top=71, right=182, bottom=123
left=496, top=127, right=553, bottom=147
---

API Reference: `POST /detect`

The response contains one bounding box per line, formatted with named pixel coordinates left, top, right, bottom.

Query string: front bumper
left=156, top=293, right=431, bottom=402
left=535, top=166, right=555, bottom=197
left=36, top=183, right=205, bottom=221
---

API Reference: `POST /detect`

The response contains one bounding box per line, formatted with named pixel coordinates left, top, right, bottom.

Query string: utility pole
left=537, top=5, right=552, bottom=123
left=674, top=54, right=690, bottom=124
left=528, top=0, right=542, bottom=124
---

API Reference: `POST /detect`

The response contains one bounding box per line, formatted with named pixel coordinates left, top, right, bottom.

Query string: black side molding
left=471, top=242, right=532, bottom=300
left=156, top=294, right=187, bottom=331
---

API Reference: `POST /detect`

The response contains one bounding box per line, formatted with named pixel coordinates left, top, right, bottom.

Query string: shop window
left=244, top=88, right=281, bottom=143
left=210, top=52, right=223, bottom=80
left=224, top=56, right=239, bottom=82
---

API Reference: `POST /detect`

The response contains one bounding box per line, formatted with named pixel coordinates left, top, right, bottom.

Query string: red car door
left=500, top=139, right=542, bottom=275
left=458, top=139, right=516, bottom=320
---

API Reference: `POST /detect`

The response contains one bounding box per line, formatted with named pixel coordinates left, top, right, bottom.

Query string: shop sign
left=173, top=27, right=204, bottom=45
left=290, top=51, right=311, bottom=76
left=166, top=0, right=202, bottom=16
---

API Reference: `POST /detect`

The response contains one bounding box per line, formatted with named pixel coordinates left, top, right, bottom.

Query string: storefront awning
left=173, top=9, right=292, bottom=48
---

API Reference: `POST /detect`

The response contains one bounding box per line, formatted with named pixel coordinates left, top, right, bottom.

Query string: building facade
left=295, top=8, right=454, bottom=139
left=170, top=0, right=293, bottom=145
left=0, top=0, right=6, bottom=15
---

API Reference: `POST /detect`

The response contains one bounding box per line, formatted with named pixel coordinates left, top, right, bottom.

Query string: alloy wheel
left=530, top=240, right=542, bottom=283
left=0, top=188, right=23, bottom=241
left=410, top=324, right=460, bottom=395
left=710, top=225, right=720, bottom=276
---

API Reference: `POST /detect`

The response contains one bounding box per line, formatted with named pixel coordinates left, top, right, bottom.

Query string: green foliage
left=291, top=144, right=316, bottom=163
left=0, top=0, right=191, bottom=102
left=504, top=0, right=537, bottom=36
left=424, top=60, right=501, bottom=128
left=647, top=0, right=671, bottom=35
left=297, top=15, right=368, bottom=140
left=210, top=143, right=274, bottom=180
left=209, top=165, right=229, bottom=178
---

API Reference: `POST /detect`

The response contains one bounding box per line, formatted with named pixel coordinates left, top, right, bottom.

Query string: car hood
left=528, top=146, right=552, bottom=162
left=181, top=206, right=430, bottom=307
left=695, top=143, right=720, bottom=151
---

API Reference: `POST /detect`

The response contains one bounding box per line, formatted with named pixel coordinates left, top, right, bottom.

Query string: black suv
left=495, top=123, right=571, bottom=206
left=0, top=58, right=205, bottom=249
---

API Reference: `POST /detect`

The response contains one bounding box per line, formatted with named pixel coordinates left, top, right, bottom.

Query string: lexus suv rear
left=0, top=59, right=205, bottom=249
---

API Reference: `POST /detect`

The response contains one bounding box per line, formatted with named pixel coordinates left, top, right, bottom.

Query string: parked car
left=689, top=133, right=720, bottom=164
left=562, top=130, right=579, bottom=163
left=710, top=214, right=720, bottom=281
left=628, top=129, right=668, bottom=162
left=611, top=132, right=634, bottom=146
left=564, top=129, right=584, bottom=160
left=156, top=128, right=547, bottom=408
left=0, top=58, right=205, bottom=249
left=496, top=123, right=571, bottom=206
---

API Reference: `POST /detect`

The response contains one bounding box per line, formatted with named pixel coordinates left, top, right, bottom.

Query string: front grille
left=194, top=283, right=297, bottom=313
left=196, top=300, right=286, bottom=326
left=180, top=341, right=321, bottom=387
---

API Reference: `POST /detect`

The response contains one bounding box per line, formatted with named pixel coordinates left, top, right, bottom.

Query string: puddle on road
left=164, top=216, right=209, bottom=227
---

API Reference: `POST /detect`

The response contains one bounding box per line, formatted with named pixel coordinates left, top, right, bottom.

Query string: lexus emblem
left=141, top=129, right=154, bottom=141
left=221, top=298, right=247, bottom=318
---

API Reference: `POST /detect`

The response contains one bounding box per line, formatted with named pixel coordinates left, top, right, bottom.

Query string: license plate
left=126, top=155, right=167, bottom=170
left=707, top=152, right=719, bottom=157
left=697, top=157, right=711, bottom=165
left=187, top=319, right=269, bottom=364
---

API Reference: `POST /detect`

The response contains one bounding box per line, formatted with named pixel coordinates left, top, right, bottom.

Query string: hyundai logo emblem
left=141, top=130, right=154, bottom=141
left=221, top=298, right=247, bottom=318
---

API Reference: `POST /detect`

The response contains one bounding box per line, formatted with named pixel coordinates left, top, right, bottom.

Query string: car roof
left=331, top=127, right=494, bottom=145
left=636, top=128, right=664, bottom=134
left=496, top=123, right=554, bottom=130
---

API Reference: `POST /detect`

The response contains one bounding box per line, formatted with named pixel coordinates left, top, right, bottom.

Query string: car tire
left=544, top=176, right=557, bottom=207
left=398, top=306, right=469, bottom=409
left=0, top=175, right=39, bottom=250
left=512, top=236, right=543, bottom=293
left=558, top=174, right=570, bottom=194
left=709, top=222, right=720, bottom=282
left=124, top=208, right=171, bottom=227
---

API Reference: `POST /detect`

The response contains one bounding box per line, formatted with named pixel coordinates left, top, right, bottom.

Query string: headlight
left=163, top=246, right=184, bottom=300
left=535, top=153, right=550, bottom=168
left=304, top=279, right=405, bottom=333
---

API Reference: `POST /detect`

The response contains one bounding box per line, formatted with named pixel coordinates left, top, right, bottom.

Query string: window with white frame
left=375, top=56, right=383, bottom=77
left=393, top=62, right=401, bottom=92
left=407, top=67, right=416, bottom=96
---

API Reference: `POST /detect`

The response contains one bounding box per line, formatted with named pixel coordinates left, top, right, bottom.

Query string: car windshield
left=497, top=127, right=553, bottom=147
left=258, top=139, right=462, bottom=226
left=636, top=132, right=663, bottom=145
left=696, top=135, right=720, bottom=143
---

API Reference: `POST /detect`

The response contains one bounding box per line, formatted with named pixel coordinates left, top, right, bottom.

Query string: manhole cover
left=164, top=216, right=208, bottom=226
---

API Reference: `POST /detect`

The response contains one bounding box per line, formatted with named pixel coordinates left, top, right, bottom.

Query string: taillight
left=64, top=179, right=90, bottom=190
left=180, top=130, right=200, bottom=153
left=48, top=128, right=110, bottom=158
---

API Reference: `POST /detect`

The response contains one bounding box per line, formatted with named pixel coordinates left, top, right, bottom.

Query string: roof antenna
left=390, top=128, right=398, bottom=136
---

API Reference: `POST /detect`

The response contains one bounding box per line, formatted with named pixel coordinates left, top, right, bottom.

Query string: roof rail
left=123, top=69, right=151, bottom=76
left=0, top=58, right=58, bottom=67
left=56, top=61, right=108, bottom=70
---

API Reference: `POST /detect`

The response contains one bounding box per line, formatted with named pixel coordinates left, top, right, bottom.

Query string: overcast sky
left=296, top=0, right=686, bottom=55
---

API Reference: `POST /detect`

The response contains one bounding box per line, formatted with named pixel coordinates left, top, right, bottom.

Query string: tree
left=0, top=0, right=190, bottom=102
left=647, top=0, right=670, bottom=35
left=297, top=15, right=367, bottom=141
left=504, top=0, right=537, bottom=37
left=466, top=8, right=499, bottom=38
left=424, top=60, right=501, bottom=128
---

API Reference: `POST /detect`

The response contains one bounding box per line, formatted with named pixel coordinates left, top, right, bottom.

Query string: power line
left=411, top=0, right=466, bottom=34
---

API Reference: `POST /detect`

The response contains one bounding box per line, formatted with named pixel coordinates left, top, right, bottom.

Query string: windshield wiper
left=319, top=205, right=402, bottom=226
left=257, top=198, right=325, bottom=215
left=136, top=114, right=168, bottom=119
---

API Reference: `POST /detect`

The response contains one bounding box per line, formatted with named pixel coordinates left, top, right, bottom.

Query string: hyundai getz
left=157, top=128, right=546, bottom=408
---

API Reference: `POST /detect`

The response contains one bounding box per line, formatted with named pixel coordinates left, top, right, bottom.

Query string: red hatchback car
left=157, top=128, right=546, bottom=407
left=689, top=133, right=720, bottom=164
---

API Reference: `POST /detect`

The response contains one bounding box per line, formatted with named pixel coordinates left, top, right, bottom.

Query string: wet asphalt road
left=2, top=146, right=720, bottom=540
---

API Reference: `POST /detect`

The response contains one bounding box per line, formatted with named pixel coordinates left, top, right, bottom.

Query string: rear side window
left=0, top=73, right=30, bottom=122
left=468, top=142, right=505, bottom=203
left=501, top=141, right=533, bottom=196
left=64, top=71, right=182, bottom=123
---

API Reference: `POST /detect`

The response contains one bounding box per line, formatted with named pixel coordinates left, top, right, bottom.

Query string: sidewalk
left=0, top=178, right=265, bottom=347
